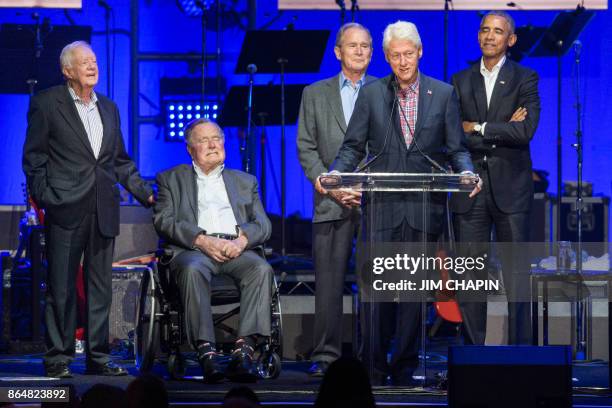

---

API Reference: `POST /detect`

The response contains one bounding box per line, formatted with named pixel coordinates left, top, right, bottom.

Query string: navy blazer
left=22, top=85, right=152, bottom=237
left=450, top=59, right=540, bottom=214
left=333, top=73, right=473, bottom=234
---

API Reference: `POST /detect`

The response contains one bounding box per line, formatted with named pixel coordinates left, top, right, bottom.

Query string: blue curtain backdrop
left=0, top=1, right=610, bottom=224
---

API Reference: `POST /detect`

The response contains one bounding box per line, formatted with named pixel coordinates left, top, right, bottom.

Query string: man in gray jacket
left=297, top=22, right=376, bottom=377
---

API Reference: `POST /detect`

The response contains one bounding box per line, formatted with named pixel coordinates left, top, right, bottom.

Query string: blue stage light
left=169, top=114, right=175, bottom=119
left=178, top=122, right=184, bottom=128
left=213, top=113, right=217, bottom=119
left=179, top=131, right=184, bottom=137
left=178, top=105, right=184, bottom=111
left=170, top=131, right=176, bottom=137
left=195, top=113, right=201, bottom=119
left=169, top=105, right=175, bottom=111
left=170, top=123, right=176, bottom=128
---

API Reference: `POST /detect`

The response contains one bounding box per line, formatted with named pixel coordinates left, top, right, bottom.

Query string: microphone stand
left=336, top=0, right=346, bottom=25
left=572, top=41, right=587, bottom=360
left=443, top=0, right=451, bottom=82
left=350, top=0, right=359, bottom=22
left=244, top=64, right=256, bottom=173
left=99, top=0, right=112, bottom=98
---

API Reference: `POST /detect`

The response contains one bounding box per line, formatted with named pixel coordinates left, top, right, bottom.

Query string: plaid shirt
left=397, top=76, right=419, bottom=147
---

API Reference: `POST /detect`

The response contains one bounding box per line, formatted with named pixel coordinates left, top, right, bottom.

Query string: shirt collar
left=480, top=55, right=506, bottom=75
left=340, top=71, right=365, bottom=89
left=67, top=84, right=98, bottom=105
left=397, top=74, right=420, bottom=98
left=193, top=162, right=224, bottom=179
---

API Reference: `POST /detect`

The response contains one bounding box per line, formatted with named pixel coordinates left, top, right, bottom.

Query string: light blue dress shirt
left=339, top=72, right=365, bottom=126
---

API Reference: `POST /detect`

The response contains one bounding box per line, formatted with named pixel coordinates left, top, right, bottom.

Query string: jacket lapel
left=487, top=60, right=514, bottom=121
left=409, top=73, right=433, bottom=152
left=326, top=75, right=347, bottom=132
left=96, top=97, right=111, bottom=158
left=471, top=64, right=488, bottom=123
left=56, top=86, right=96, bottom=158
left=188, top=167, right=198, bottom=222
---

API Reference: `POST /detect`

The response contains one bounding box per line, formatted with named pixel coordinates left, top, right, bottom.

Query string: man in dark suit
left=297, top=22, right=376, bottom=377
left=154, top=118, right=272, bottom=383
left=22, top=41, right=153, bottom=378
left=327, top=21, right=480, bottom=385
left=450, top=11, right=541, bottom=345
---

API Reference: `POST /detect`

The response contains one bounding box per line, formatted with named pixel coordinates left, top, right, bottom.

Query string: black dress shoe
left=45, top=362, right=73, bottom=378
left=226, top=347, right=258, bottom=383
left=308, top=361, right=330, bottom=377
left=198, top=353, right=225, bottom=384
left=85, top=361, right=128, bottom=376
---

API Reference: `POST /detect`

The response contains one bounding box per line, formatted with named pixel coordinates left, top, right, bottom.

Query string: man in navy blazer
left=450, top=11, right=541, bottom=345
left=22, top=41, right=153, bottom=378
left=328, top=21, right=479, bottom=385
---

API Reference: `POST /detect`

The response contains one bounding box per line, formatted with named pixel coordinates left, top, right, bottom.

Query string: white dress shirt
left=479, top=55, right=506, bottom=135
left=193, top=163, right=238, bottom=236
left=68, top=85, right=104, bottom=159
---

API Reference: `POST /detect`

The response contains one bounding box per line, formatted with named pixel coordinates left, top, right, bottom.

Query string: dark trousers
left=311, top=212, right=359, bottom=363
left=171, top=249, right=273, bottom=348
left=44, top=212, right=114, bottom=367
left=360, top=219, right=436, bottom=381
left=454, top=170, right=532, bottom=345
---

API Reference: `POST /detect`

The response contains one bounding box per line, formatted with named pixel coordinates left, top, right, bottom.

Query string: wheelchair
left=134, top=250, right=283, bottom=380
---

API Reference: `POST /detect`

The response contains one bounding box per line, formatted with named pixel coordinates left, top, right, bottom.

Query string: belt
left=208, top=233, right=238, bottom=240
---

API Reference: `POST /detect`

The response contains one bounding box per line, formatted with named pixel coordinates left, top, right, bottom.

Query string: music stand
left=530, top=8, right=594, bottom=361
left=234, top=30, right=329, bottom=258
left=218, top=83, right=306, bottom=204
left=0, top=23, right=92, bottom=94
left=507, top=25, right=546, bottom=62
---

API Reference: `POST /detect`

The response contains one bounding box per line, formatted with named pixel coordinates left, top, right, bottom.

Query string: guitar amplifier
left=110, top=266, right=147, bottom=343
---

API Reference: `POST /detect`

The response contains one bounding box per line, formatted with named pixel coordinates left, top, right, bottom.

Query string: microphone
left=573, top=40, right=582, bottom=61
left=355, top=77, right=398, bottom=172
left=98, top=0, right=112, bottom=10
left=246, top=63, right=257, bottom=74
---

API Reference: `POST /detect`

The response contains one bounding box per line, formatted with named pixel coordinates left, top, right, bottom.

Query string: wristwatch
left=473, top=123, right=483, bottom=134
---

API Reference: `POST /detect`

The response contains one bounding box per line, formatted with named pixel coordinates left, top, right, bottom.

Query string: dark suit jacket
left=297, top=73, right=376, bottom=223
left=22, top=85, right=152, bottom=237
left=450, top=59, right=540, bottom=214
left=153, top=164, right=271, bottom=260
left=333, top=73, right=473, bottom=234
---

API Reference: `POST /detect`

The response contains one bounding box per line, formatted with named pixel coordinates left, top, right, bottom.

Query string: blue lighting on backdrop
left=165, top=102, right=219, bottom=141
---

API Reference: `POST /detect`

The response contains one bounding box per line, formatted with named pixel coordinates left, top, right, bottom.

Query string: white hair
left=382, top=21, right=422, bottom=52
left=59, top=41, right=93, bottom=69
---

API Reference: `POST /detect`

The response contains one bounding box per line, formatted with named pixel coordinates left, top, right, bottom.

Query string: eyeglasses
left=388, top=51, right=418, bottom=63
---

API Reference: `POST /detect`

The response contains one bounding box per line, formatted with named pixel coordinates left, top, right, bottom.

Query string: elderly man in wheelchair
left=153, top=118, right=273, bottom=383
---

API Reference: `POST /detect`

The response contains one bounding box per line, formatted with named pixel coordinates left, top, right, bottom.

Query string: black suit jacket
left=450, top=59, right=540, bottom=214
left=22, top=85, right=152, bottom=237
left=333, top=73, right=473, bottom=234
left=153, top=164, right=271, bottom=261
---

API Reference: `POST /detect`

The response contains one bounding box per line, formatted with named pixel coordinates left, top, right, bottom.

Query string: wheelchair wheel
left=167, top=351, right=186, bottom=380
left=256, top=351, right=282, bottom=379
left=134, top=267, right=159, bottom=372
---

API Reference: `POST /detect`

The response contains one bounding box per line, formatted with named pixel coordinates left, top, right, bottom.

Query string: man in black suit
left=22, top=41, right=153, bottom=378
left=327, top=21, right=480, bottom=385
left=154, top=119, right=272, bottom=383
left=297, top=22, right=376, bottom=377
left=450, top=11, right=541, bottom=345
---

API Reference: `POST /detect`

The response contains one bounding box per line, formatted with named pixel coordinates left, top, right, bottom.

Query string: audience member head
left=80, top=383, right=126, bottom=408
left=126, top=373, right=169, bottom=408
left=223, top=386, right=260, bottom=408
left=314, top=357, right=376, bottom=408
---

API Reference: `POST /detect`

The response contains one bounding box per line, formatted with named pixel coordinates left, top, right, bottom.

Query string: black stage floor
left=1, top=351, right=612, bottom=407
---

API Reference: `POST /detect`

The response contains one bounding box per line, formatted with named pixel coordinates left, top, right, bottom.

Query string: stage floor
left=0, top=351, right=610, bottom=407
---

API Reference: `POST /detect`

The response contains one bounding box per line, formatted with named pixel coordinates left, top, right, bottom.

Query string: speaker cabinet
left=448, top=345, right=572, bottom=408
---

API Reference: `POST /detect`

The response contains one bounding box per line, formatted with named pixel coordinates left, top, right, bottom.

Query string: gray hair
left=184, top=118, right=225, bottom=145
left=481, top=11, right=515, bottom=34
left=60, top=41, right=93, bottom=69
left=335, top=22, right=372, bottom=48
left=383, top=21, right=422, bottom=52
